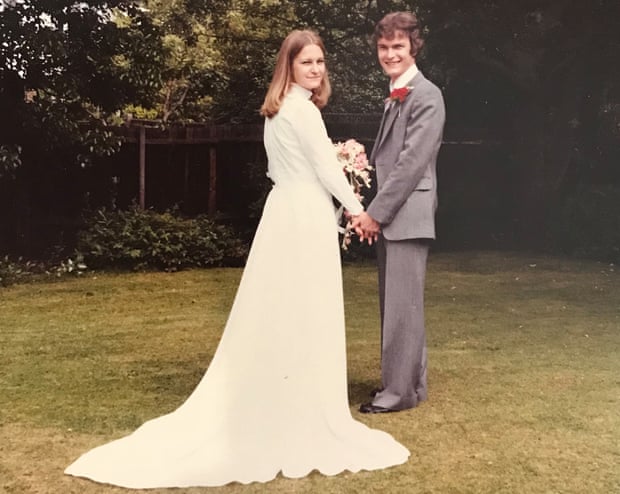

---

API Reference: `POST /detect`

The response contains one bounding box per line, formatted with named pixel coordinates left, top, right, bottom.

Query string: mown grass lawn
left=1, top=251, right=618, bottom=493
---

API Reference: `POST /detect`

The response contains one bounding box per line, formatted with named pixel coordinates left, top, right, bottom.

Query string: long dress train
left=65, top=84, right=409, bottom=488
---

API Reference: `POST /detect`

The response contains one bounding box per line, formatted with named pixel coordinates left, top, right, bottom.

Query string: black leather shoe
left=370, top=387, right=384, bottom=398
left=359, top=402, right=395, bottom=414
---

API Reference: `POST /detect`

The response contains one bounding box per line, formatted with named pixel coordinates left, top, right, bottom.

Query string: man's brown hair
left=374, top=12, right=425, bottom=57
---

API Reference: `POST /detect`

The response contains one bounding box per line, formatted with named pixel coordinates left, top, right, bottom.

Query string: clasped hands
left=349, top=211, right=380, bottom=245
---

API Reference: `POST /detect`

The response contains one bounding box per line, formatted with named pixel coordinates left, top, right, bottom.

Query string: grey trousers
left=372, top=236, right=429, bottom=410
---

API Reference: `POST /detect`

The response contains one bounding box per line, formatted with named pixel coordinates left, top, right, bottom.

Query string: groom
left=352, top=11, right=445, bottom=413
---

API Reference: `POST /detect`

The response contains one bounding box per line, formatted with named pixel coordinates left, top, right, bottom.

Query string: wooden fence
left=0, top=116, right=507, bottom=256
left=115, top=116, right=496, bottom=216
left=116, top=120, right=265, bottom=213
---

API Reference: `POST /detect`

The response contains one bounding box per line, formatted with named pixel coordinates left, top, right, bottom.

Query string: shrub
left=0, top=256, right=31, bottom=287
left=77, top=206, right=248, bottom=271
left=0, top=255, right=87, bottom=287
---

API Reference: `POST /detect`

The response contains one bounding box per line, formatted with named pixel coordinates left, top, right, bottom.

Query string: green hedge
left=77, top=207, right=248, bottom=271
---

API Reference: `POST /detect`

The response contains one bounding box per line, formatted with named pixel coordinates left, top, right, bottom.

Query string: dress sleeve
left=289, top=101, right=364, bottom=215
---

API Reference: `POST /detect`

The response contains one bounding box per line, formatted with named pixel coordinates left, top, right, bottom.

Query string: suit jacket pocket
left=415, top=176, right=432, bottom=191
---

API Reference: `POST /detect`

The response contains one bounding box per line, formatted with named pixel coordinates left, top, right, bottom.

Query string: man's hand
left=351, top=212, right=380, bottom=245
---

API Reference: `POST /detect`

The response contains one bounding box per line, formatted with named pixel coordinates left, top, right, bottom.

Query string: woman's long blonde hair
left=260, top=30, right=331, bottom=118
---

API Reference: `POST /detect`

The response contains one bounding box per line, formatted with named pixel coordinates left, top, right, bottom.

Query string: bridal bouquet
left=334, top=139, right=373, bottom=250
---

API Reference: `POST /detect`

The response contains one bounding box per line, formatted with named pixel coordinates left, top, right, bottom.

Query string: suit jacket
left=367, top=71, right=445, bottom=240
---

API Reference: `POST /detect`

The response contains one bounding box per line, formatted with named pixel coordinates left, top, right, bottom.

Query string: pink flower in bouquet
left=354, top=152, right=368, bottom=170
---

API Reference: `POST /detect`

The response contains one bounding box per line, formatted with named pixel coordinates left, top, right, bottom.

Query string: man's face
left=377, top=30, right=415, bottom=82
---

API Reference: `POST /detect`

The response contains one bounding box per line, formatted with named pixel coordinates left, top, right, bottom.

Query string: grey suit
left=366, top=71, right=445, bottom=410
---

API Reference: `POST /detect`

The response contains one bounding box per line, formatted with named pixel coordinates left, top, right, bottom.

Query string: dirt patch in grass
left=0, top=423, right=112, bottom=494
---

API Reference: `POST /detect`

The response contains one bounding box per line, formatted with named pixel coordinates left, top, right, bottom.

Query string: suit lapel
left=371, top=104, right=390, bottom=161
left=372, top=72, right=423, bottom=159
left=376, top=103, right=400, bottom=151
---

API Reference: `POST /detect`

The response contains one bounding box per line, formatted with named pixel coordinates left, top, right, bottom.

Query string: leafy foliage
left=133, top=0, right=224, bottom=122
left=0, top=144, right=21, bottom=179
left=292, top=0, right=388, bottom=113
left=77, top=206, right=249, bottom=270
left=0, top=254, right=87, bottom=287
left=129, top=0, right=296, bottom=123
left=0, top=0, right=165, bottom=171
left=134, top=0, right=401, bottom=121
left=0, top=256, right=36, bottom=287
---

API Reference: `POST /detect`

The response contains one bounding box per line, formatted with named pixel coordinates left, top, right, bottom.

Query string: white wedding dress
left=65, top=84, right=409, bottom=488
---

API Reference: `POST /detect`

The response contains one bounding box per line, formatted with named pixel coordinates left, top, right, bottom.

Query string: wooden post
left=139, top=125, right=146, bottom=209
left=184, top=127, right=193, bottom=209
left=184, top=148, right=190, bottom=209
left=208, top=145, right=217, bottom=215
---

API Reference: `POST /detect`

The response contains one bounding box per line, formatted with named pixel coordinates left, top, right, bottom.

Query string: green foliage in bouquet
left=77, top=206, right=248, bottom=271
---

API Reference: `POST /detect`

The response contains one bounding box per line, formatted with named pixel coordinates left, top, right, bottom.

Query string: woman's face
left=292, top=43, right=325, bottom=91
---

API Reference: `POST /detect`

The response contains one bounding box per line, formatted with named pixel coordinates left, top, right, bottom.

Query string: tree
left=131, top=0, right=296, bottom=122
left=139, top=0, right=400, bottom=122
left=0, top=0, right=165, bottom=253
left=131, top=0, right=226, bottom=122
left=208, top=0, right=297, bottom=122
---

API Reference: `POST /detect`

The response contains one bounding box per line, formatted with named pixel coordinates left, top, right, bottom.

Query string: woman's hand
left=351, top=212, right=380, bottom=245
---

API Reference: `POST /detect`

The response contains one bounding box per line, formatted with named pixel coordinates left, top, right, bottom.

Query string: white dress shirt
left=389, top=63, right=419, bottom=92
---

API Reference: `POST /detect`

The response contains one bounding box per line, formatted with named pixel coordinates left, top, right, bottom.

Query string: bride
left=65, top=29, right=409, bottom=489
